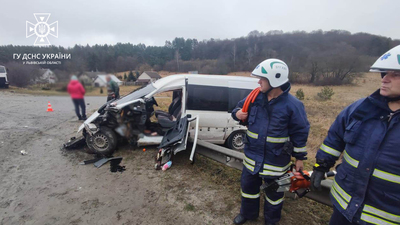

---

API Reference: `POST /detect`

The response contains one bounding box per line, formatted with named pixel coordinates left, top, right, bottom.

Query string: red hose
left=241, top=87, right=260, bottom=123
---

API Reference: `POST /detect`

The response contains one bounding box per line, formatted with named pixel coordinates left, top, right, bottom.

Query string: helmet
left=251, top=58, right=289, bottom=88
left=370, top=45, right=400, bottom=72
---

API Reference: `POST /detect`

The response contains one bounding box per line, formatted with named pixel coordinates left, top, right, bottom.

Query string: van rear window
left=0, top=67, right=5, bottom=73
left=187, top=85, right=228, bottom=111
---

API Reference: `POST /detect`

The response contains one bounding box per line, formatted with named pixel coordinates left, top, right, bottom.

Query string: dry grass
left=290, top=73, right=380, bottom=169
left=227, top=71, right=252, bottom=77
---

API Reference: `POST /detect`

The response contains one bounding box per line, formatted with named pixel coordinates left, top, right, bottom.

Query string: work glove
left=310, top=170, right=325, bottom=191
left=310, top=159, right=334, bottom=191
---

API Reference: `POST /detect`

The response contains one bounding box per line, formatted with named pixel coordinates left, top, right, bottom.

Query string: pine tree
left=128, top=70, right=136, bottom=81
left=124, top=73, right=127, bottom=80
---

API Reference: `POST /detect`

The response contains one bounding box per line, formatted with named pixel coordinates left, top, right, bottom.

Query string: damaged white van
left=78, top=74, right=259, bottom=156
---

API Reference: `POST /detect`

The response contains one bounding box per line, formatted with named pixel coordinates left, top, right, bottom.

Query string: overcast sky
left=0, top=0, right=398, bottom=47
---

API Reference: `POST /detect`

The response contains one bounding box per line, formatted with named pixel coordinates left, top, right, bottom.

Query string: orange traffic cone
left=47, top=101, right=54, bottom=112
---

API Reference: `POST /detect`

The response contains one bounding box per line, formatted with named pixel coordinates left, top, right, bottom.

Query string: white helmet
left=251, top=58, right=289, bottom=88
left=370, top=45, right=400, bottom=72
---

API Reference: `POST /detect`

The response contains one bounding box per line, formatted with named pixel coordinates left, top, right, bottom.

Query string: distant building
left=93, top=75, right=122, bottom=87
left=188, top=71, right=198, bottom=74
left=82, top=71, right=107, bottom=80
left=35, top=68, right=57, bottom=84
left=79, top=71, right=107, bottom=86
left=136, top=71, right=161, bottom=85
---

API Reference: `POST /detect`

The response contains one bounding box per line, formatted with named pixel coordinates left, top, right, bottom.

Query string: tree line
left=0, top=29, right=399, bottom=86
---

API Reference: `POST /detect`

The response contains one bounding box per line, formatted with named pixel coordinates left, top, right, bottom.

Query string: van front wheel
left=86, top=127, right=117, bottom=156
left=226, top=131, right=245, bottom=151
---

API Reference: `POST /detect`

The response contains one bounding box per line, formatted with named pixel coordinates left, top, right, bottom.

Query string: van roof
left=152, top=74, right=259, bottom=89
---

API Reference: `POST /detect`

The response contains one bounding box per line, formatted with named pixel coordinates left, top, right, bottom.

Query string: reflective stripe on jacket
left=316, top=90, right=400, bottom=223
left=232, top=83, right=310, bottom=178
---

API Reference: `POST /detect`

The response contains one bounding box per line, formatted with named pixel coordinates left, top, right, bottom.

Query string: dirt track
left=0, top=92, right=332, bottom=225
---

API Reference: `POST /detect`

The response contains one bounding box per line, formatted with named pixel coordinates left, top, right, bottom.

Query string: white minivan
left=0, top=65, right=9, bottom=88
left=78, top=74, right=259, bottom=156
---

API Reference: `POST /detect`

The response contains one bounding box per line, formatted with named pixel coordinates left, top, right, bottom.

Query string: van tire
left=86, top=126, right=117, bottom=156
left=226, top=131, right=245, bottom=151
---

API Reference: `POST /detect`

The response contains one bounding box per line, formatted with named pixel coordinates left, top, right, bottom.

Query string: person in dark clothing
left=231, top=59, right=310, bottom=225
left=311, top=45, right=400, bottom=225
left=106, top=75, right=120, bottom=102
left=67, top=75, right=86, bottom=120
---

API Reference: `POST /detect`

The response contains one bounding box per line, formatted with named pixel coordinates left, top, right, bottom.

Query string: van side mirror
left=187, top=114, right=192, bottom=119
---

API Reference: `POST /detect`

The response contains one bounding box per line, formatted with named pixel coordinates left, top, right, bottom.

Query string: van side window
left=187, top=85, right=228, bottom=111
left=228, top=88, right=252, bottom=113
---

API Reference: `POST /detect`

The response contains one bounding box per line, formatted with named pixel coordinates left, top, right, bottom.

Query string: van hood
left=113, top=83, right=156, bottom=109
left=77, top=84, right=156, bottom=133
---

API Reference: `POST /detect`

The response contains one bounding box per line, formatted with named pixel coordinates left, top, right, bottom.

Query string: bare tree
left=306, top=54, right=323, bottom=83
left=317, top=43, right=362, bottom=85
left=264, top=49, right=277, bottom=58
left=175, top=50, right=181, bottom=72
left=246, top=47, right=253, bottom=67
left=231, top=43, right=237, bottom=70
left=253, top=43, right=258, bottom=57
left=6, top=62, right=40, bottom=87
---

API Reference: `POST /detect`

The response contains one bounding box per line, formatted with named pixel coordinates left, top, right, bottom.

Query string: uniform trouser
left=329, top=206, right=359, bottom=225
left=72, top=98, right=86, bottom=119
left=240, top=168, right=284, bottom=224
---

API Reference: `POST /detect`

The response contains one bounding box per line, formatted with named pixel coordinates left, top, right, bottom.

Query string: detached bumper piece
left=63, top=136, right=86, bottom=150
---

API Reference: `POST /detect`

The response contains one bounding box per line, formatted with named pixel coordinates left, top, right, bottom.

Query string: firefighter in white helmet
left=231, top=59, right=310, bottom=224
left=311, top=46, right=400, bottom=225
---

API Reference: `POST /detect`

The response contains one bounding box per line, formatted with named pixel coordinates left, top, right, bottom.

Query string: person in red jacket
left=67, top=75, right=86, bottom=120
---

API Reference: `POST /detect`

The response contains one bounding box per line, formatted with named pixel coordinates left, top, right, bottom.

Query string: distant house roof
left=36, top=68, right=57, bottom=84
left=39, top=68, right=52, bottom=76
left=84, top=71, right=107, bottom=79
left=94, top=75, right=122, bottom=85
left=143, top=71, right=161, bottom=79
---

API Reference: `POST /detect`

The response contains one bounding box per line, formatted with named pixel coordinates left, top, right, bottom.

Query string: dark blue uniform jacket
left=232, top=83, right=310, bottom=178
left=316, top=90, right=400, bottom=224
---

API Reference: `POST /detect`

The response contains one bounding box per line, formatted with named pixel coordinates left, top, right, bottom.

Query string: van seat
left=155, top=96, right=181, bottom=129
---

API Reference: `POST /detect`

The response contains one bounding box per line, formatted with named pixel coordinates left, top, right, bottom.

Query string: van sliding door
left=186, top=84, right=228, bottom=144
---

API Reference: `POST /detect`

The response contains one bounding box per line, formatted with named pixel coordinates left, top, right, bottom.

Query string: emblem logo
left=26, top=13, right=58, bottom=46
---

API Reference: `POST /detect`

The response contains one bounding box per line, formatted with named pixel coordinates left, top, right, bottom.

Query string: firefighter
left=232, top=59, right=310, bottom=225
left=311, top=45, right=400, bottom=225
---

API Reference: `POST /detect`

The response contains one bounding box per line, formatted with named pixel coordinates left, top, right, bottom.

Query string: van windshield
left=0, top=67, right=5, bottom=73
left=115, top=83, right=156, bottom=105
